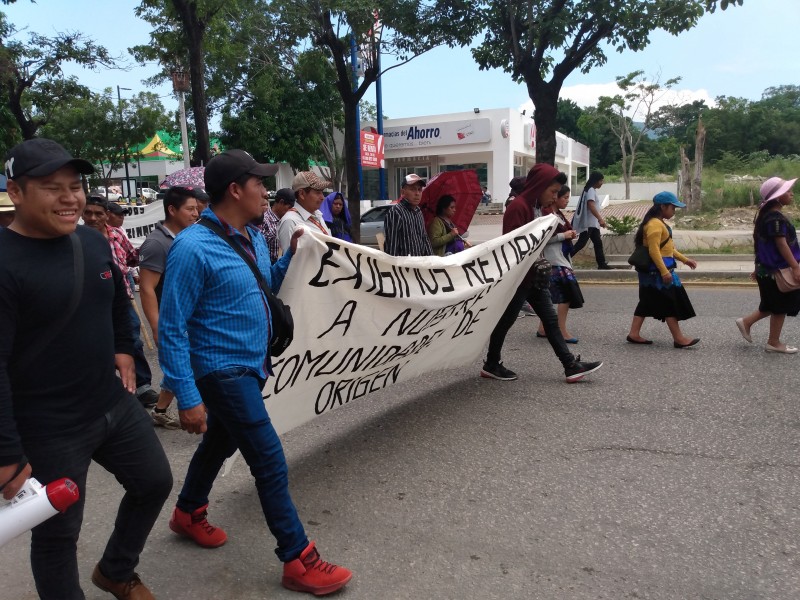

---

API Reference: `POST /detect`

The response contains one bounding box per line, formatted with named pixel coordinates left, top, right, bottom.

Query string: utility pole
left=117, top=85, right=132, bottom=200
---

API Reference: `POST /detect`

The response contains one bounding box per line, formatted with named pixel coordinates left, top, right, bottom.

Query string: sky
left=4, top=0, right=800, bottom=126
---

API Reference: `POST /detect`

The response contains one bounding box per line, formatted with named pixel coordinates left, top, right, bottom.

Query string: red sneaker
left=169, top=504, right=227, bottom=548
left=281, top=541, right=353, bottom=596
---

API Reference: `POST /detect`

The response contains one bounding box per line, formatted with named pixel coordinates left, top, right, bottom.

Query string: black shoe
left=597, top=264, right=613, bottom=270
left=137, top=388, right=159, bottom=408
left=480, top=362, right=518, bottom=381
left=564, top=357, right=603, bottom=382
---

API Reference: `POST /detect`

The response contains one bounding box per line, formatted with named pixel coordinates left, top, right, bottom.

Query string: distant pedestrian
left=736, top=177, right=800, bottom=353
left=384, top=173, right=433, bottom=256
left=571, top=172, right=611, bottom=269
left=505, top=175, right=525, bottom=209
left=536, top=185, right=583, bottom=343
left=626, top=192, right=700, bottom=347
left=321, top=191, right=353, bottom=242
left=278, top=171, right=331, bottom=253
left=428, top=195, right=471, bottom=256
left=261, top=188, right=294, bottom=262
left=138, top=186, right=201, bottom=429
left=0, top=190, right=14, bottom=228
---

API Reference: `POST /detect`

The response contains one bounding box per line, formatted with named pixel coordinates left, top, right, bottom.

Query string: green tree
left=40, top=89, right=172, bottom=185
left=470, top=0, right=741, bottom=166
left=554, top=98, right=585, bottom=143
left=595, top=71, right=680, bottom=198
left=0, top=12, right=115, bottom=141
left=271, top=1, right=479, bottom=240
left=133, top=0, right=270, bottom=165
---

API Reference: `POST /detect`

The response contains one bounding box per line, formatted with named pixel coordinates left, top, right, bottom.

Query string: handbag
left=627, top=233, right=671, bottom=269
left=198, top=218, right=294, bottom=357
left=774, top=267, right=800, bottom=293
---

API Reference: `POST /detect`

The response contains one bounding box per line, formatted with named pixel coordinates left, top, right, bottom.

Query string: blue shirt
left=159, top=208, right=292, bottom=410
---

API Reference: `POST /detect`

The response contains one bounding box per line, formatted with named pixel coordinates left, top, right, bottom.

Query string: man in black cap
left=261, top=187, right=294, bottom=262
left=159, top=149, right=352, bottom=596
left=0, top=138, right=172, bottom=600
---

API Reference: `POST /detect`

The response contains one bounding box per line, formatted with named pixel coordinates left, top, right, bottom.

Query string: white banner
left=263, top=215, right=557, bottom=434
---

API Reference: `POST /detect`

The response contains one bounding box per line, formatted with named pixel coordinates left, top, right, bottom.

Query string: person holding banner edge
left=158, top=149, right=352, bottom=596
left=482, top=163, right=604, bottom=383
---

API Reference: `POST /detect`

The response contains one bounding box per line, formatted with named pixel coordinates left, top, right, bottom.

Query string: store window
left=441, top=163, right=488, bottom=188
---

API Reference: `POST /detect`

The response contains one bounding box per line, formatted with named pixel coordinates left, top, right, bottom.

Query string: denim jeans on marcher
left=176, top=367, right=309, bottom=562
left=487, top=283, right=575, bottom=368
left=25, top=394, right=173, bottom=600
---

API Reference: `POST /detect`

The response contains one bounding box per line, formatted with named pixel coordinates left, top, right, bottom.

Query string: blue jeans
left=25, top=395, right=173, bottom=600
left=487, top=283, right=575, bottom=369
left=128, top=303, right=153, bottom=391
left=176, top=367, right=309, bottom=562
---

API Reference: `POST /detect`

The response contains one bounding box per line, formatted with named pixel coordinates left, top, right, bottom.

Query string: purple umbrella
left=160, top=166, right=205, bottom=189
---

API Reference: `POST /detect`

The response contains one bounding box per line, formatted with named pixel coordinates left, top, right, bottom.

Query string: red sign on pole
left=360, top=131, right=384, bottom=168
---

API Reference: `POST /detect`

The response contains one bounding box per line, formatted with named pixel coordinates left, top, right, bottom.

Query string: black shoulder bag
left=198, top=218, right=294, bottom=357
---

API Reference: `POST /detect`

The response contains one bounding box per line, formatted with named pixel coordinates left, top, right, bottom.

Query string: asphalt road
left=3, top=286, right=799, bottom=600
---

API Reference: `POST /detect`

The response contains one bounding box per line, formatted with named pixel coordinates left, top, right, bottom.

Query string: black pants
left=487, top=283, right=575, bottom=369
left=24, top=395, right=173, bottom=600
left=572, top=227, right=607, bottom=267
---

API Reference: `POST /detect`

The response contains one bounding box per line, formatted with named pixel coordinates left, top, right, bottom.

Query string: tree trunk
left=172, top=0, right=210, bottom=166
left=527, top=77, right=558, bottom=165
left=342, top=98, right=361, bottom=243
left=679, top=146, right=695, bottom=211
left=7, top=82, right=38, bottom=139
left=692, top=117, right=706, bottom=212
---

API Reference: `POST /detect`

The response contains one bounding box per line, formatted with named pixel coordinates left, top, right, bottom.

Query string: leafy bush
left=605, top=215, right=639, bottom=235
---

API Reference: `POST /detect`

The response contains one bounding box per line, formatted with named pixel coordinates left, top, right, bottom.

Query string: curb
left=575, top=269, right=755, bottom=286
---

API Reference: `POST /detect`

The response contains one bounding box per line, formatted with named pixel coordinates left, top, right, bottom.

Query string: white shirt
left=277, top=203, right=330, bottom=252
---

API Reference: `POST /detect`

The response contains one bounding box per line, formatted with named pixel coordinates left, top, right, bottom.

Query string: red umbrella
left=419, top=170, right=482, bottom=233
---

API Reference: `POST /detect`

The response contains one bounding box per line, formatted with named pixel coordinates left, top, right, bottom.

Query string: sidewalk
left=467, top=214, right=756, bottom=283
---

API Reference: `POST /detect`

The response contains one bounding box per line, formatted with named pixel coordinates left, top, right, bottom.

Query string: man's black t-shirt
left=0, top=225, right=134, bottom=464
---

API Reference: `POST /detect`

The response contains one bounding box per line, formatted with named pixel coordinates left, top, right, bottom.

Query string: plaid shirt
left=106, top=225, right=139, bottom=298
left=159, top=208, right=292, bottom=410
left=260, top=208, right=281, bottom=263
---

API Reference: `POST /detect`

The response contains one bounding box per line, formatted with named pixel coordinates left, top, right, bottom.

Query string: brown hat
left=0, top=192, right=14, bottom=213
left=292, top=171, right=331, bottom=192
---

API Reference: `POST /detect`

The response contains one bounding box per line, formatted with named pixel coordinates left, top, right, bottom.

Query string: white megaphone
left=0, top=477, right=80, bottom=547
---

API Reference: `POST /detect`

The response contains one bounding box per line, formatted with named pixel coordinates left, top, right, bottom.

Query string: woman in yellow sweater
left=627, top=192, right=700, bottom=347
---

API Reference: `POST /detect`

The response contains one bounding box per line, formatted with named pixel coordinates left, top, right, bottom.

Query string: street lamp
left=171, top=68, right=191, bottom=168
left=117, top=85, right=132, bottom=201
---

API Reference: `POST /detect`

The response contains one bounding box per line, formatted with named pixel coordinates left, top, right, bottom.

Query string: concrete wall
left=601, top=181, right=678, bottom=202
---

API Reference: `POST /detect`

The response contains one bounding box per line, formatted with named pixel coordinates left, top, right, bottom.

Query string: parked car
left=90, top=186, right=121, bottom=202
left=359, top=204, right=392, bottom=247
left=137, top=187, right=158, bottom=202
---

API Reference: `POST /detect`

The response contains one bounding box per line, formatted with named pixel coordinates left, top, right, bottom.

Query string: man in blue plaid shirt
left=158, top=149, right=353, bottom=596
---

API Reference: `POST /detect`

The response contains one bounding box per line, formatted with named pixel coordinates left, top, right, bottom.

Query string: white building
left=364, top=108, right=590, bottom=201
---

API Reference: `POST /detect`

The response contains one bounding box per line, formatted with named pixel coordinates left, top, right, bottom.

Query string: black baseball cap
left=204, top=149, right=279, bottom=195
left=274, top=188, right=295, bottom=205
left=106, top=202, right=130, bottom=216
left=4, top=138, right=94, bottom=180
